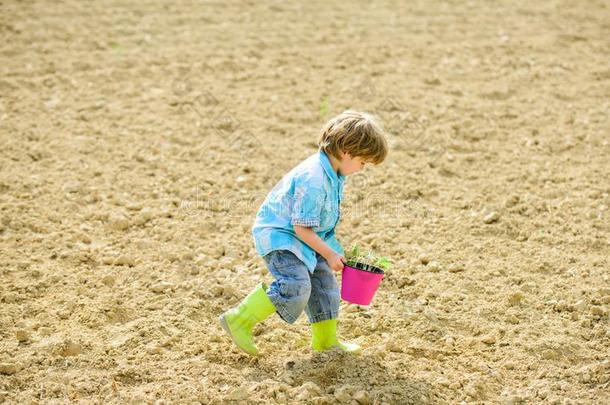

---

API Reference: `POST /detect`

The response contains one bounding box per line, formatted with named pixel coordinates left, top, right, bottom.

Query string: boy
left=219, top=110, right=388, bottom=356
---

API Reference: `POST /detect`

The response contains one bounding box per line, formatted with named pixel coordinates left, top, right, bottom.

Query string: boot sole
left=218, top=315, right=258, bottom=356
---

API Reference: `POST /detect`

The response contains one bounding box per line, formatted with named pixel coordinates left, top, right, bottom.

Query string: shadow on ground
left=244, top=349, right=434, bottom=404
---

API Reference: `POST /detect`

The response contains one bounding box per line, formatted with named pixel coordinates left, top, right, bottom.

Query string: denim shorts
left=263, top=249, right=340, bottom=324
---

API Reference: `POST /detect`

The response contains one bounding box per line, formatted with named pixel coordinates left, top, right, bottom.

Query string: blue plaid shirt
left=252, top=151, right=345, bottom=273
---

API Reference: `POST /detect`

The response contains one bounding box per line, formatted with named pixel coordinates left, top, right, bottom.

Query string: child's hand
left=326, top=253, right=346, bottom=272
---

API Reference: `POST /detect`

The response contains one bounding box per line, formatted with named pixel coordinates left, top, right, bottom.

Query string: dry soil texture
left=1, top=0, right=609, bottom=404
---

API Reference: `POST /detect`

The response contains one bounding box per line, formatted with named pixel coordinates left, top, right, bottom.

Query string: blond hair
left=318, top=110, right=388, bottom=164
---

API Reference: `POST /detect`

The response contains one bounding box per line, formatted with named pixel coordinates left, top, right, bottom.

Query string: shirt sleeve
left=290, top=177, right=325, bottom=228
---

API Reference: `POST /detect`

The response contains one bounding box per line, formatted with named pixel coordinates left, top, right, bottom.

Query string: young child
left=219, top=110, right=388, bottom=356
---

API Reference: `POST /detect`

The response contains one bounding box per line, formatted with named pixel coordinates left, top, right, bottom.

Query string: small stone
left=78, top=233, right=92, bottom=244
left=504, top=362, right=516, bottom=370
left=134, top=207, right=154, bottom=225
left=126, top=201, right=143, bottom=211
left=418, top=253, right=431, bottom=265
left=590, top=306, right=606, bottom=317
left=39, top=327, right=52, bottom=336
left=508, top=292, right=524, bottom=306
left=505, top=195, right=520, bottom=208
left=211, top=285, right=224, bottom=297
left=427, top=261, right=441, bottom=273
left=151, top=282, right=173, bottom=293
left=146, top=345, right=162, bottom=355
left=60, top=340, right=82, bottom=357
left=181, top=251, right=195, bottom=262
left=553, top=300, right=568, bottom=312
left=385, top=340, right=403, bottom=353
left=102, top=256, right=115, bottom=265
left=226, top=386, right=248, bottom=401
left=295, top=381, right=321, bottom=400
left=397, top=276, right=416, bottom=287
left=503, top=394, right=525, bottom=405
left=541, top=349, right=558, bottom=360
left=107, top=214, right=130, bottom=231
left=354, top=390, right=371, bottom=405
left=484, top=211, right=500, bottom=224
left=481, top=334, right=496, bottom=345
left=334, top=386, right=352, bottom=403
left=573, top=300, right=587, bottom=312
left=0, top=363, right=18, bottom=375
left=465, top=383, right=478, bottom=398
left=507, top=315, right=520, bottom=324
left=448, top=263, right=464, bottom=273
left=131, top=399, right=147, bottom=405
left=15, top=329, right=30, bottom=342
left=102, top=275, right=116, bottom=287
left=63, top=181, right=81, bottom=193
left=114, top=255, right=135, bottom=267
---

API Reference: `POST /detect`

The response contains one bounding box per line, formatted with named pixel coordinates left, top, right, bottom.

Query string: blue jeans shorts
left=263, top=250, right=340, bottom=324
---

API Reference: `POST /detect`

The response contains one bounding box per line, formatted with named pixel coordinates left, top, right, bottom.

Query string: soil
left=1, top=0, right=609, bottom=404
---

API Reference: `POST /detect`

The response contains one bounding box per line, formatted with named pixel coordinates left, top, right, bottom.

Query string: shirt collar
left=319, top=151, right=345, bottom=186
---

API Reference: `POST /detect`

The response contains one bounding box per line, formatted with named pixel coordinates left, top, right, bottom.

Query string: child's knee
left=277, top=278, right=311, bottom=320
left=279, top=277, right=311, bottom=302
left=280, top=278, right=311, bottom=299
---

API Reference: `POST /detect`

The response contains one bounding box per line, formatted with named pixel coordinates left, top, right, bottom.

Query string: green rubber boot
left=219, top=282, right=276, bottom=356
left=311, top=319, right=361, bottom=353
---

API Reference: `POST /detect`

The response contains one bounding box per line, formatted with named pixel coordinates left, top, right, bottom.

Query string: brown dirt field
left=1, top=0, right=609, bottom=404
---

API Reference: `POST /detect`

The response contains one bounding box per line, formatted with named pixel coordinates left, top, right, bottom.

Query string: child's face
left=338, top=152, right=369, bottom=176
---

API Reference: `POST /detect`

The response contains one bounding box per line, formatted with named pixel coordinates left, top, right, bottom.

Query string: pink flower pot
left=341, top=262, right=385, bottom=305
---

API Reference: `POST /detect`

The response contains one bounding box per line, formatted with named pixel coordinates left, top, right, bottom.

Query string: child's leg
left=219, top=282, right=276, bottom=356
left=306, top=253, right=361, bottom=353
left=219, top=249, right=309, bottom=355
left=264, top=250, right=312, bottom=324
left=304, top=253, right=340, bottom=323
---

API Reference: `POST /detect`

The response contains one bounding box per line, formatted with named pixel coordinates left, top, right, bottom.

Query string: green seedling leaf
left=348, top=244, right=360, bottom=260
left=346, top=244, right=392, bottom=271
left=375, top=257, right=392, bottom=271
left=110, top=42, right=122, bottom=52
left=319, top=98, right=329, bottom=116
left=365, top=251, right=375, bottom=265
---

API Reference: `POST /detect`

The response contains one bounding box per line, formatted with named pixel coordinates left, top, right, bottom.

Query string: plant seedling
left=345, top=244, right=392, bottom=273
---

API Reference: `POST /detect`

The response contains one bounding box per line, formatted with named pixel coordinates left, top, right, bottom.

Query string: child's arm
left=294, top=225, right=345, bottom=272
